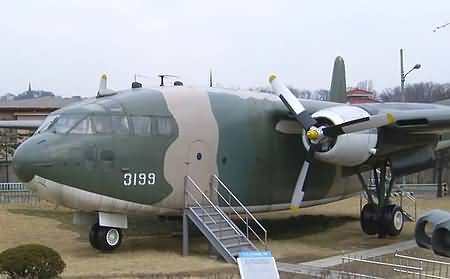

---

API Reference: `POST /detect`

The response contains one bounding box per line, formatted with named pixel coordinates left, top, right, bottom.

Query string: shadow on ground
left=8, top=208, right=357, bottom=242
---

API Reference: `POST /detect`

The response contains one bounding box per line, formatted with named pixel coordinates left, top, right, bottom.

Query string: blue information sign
left=237, top=251, right=279, bottom=279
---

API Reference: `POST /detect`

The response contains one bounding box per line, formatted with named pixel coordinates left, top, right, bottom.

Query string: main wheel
left=94, top=226, right=123, bottom=251
left=382, top=204, right=404, bottom=236
left=89, top=223, right=100, bottom=249
left=360, top=203, right=378, bottom=235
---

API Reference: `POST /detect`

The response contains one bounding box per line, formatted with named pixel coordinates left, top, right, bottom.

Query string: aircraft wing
left=358, top=102, right=450, bottom=134
left=0, top=120, right=43, bottom=130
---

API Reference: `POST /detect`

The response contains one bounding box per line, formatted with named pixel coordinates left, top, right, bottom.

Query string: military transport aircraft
left=3, top=57, right=450, bottom=252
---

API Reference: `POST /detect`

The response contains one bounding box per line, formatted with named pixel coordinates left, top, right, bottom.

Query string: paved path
left=278, top=239, right=417, bottom=276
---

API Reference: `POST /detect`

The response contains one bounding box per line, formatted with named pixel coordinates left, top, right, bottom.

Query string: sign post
left=237, top=251, right=279, bottom=279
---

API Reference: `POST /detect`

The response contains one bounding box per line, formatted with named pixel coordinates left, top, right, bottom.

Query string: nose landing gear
left=89, top=223, right=123, bottom=251
left=359, top=162, right=405, bottom=238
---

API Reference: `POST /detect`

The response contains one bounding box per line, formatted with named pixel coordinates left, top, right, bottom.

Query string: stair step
left=211, top=227, right=236, bottom=233
left=212, top=228, right=239, bottom=238
left=218, top=234, right=243, bottom=241
left=205, top=221, right=234, bottom=231
left=219, top=234, right=247, bottom=246
left=191, top=206, right=217, bottom=213
left=204, top=219, right=228, bottom=225
left=196, top=210, right=220, bottom=217
left=225, top=241, right=251, bottom=249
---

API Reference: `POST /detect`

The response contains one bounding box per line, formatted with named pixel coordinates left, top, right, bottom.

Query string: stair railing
left=184, top=176, right=244, bottom=241
left=211, top=175, right=268, bottom=250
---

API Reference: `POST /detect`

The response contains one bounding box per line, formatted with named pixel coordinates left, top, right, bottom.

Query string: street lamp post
left=400, top=49, right=421, bottom=185
left=400, top=49, right=421, bottom=102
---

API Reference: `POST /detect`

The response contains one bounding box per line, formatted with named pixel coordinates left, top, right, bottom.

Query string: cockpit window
left=51, top=115, right=84, bottom=134
left=155, top=117, right=173, bottom=136
left=132, top=116, right=152, bottom=135
left=112, top=115, right=130, bottom=135
left=35, top=114, right=59, bottom=134
left=92, top=115, right=112, bottom=134
left=70, top=117, right=94, bottom=134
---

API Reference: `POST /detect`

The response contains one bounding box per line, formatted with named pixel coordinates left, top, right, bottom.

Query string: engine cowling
left=302, top=105, right=378, bottom=167
left=415, top=210, right=450, bottom=258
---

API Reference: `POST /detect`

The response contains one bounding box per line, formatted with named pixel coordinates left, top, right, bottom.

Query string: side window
left=70, top=117, right=94, bottom=134
left=132, top=116, right=152, bottom=135
left=92, top=115, right=112, bottom=134
left=112, top=115, right=130, bottom=135
left=154, top=117, right=174, bottom=136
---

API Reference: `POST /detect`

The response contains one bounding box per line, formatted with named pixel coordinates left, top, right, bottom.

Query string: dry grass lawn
left=1, top=196, right=450, bottom=278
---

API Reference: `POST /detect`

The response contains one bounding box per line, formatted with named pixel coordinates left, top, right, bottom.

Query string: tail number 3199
left=123, top=173, right=156, bottom=186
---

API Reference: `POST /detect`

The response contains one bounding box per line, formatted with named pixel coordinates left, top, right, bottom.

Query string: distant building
left=346, top=88, right=378, bottom=104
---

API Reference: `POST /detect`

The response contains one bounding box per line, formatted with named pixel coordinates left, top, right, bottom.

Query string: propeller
left=268, top=74, right=394, bottom=210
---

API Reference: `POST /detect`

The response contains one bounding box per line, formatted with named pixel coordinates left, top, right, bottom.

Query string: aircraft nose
left=13, top=138, right=50, bottom=182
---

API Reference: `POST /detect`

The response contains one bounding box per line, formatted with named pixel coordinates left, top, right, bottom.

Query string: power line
left=433, top=21, right=450, bottom=32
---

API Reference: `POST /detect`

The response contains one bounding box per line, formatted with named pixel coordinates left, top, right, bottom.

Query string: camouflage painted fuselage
left=13, top=87, right=361, bottom=215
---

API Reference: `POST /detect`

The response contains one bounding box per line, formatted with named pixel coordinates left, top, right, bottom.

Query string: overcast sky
left=0, top=0, right=448, bottom=97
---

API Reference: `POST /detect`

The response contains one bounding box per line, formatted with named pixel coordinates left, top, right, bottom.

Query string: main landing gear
left=359, top=162, right=405, bottom=238
left=89, top=223, right=123, bottom=251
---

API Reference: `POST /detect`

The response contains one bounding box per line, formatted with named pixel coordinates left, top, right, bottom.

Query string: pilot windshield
left=51, top=115, right=84, bottom=134
left=35, top=114, right=59, bottom=134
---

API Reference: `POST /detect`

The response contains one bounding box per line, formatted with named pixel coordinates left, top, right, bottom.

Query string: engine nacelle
left=415, top=210, right=450, bottom=258
left=302, top=105, right=377, bottom=167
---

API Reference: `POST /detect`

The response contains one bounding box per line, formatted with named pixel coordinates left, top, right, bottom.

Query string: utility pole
left=399, top=49, right=421, bottom=185
left=400, top=49, right=405, bottom=102
left=399, top=49, right=421, bottom=103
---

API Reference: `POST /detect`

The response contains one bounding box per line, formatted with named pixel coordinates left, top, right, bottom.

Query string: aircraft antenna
left=209, top=69, right=213, bottom=87
left=158, top=74, right=178, bottom=86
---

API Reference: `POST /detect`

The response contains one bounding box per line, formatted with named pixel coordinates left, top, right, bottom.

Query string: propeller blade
left=99, top=74, right=107, bottom=91
left=290, top=144, right=317, bottom=209
left=290, top=160, right=309, bottom=210
left=269, top=74, right=317, bottom=130
left=322, top=113, right=395, bottom=137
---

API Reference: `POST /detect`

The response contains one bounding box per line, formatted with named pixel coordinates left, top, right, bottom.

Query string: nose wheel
left=359, top=162, right=405, bottom=238
left=89, top=223, right=123, bottom=251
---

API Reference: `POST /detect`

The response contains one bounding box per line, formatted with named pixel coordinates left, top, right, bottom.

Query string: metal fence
left=337, top=253, right=450, bottom=279
left=397, top=183, right=447, bottom=198
left=0, top=182, right=40, bottom=205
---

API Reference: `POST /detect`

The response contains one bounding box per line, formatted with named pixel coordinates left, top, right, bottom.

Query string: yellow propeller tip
left=101, top=74, right=107, bottom=79
left=306, top=130, right=320, bottom=140
left=289, top=205, right=301, bottom=213
left=268, top=74, right=277, bottom=83
left=386, top=112, right=395, bottom=124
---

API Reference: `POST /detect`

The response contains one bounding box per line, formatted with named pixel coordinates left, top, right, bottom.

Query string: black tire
left=361, top=203, right=378, bottom=235
left=95, top=226, right=123, bottom=252
left=89, top=223, right=100, bottom=249
left=382, top=204, right=404, bottom=236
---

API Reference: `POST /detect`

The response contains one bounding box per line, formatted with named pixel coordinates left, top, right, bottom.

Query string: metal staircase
left=183, top=175, right=267, bottom=264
